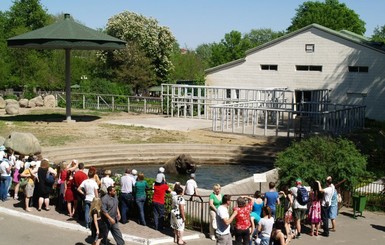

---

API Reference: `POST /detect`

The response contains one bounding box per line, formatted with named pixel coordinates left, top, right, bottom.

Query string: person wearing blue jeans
left=119, top=168, right=136, bottom=224
left=0, top=159, right=12, bottom=202
left=77, top=169, right=99, bottom=229
left=120, top=192, right=134, bottom=224
left=134, top=173, right=150, bottom=226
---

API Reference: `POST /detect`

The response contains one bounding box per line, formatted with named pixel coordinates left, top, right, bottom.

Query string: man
left=73, top=162, right=88, bottom=221
left=77, top=168, right=99, bottom=229
left=120, top=168, right=136, bottom=224
left=184, top=173, right=198, bottom=199
left=290, top=178, right=308, bottom=239
left=216, top=195, right=237, bottom=245
left=152, top=181, right=172, bottom=230
left=318, top=176, right=335, bottom=237
left=102, top=186, right=125, bottom=245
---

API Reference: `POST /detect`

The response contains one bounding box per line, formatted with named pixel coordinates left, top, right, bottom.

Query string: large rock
left=4, top=132, right=41, bottom=155
left=5, top=103, right=19, bottom=115
left=19, top=99, right=29, bottom=108
left=34, top=96, right=44, bottom=106
left=28, top=98, right=37, bottom=108
left=5, top=99, right=18, bottom=106
left=0, top=97, right=5, bottom=109
left=164, top=154, right=197, bottom=174
left=44, top=94, right=56, bottom=108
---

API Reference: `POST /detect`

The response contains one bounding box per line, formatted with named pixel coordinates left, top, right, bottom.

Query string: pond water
left=109, top=164, right=272, bottom=189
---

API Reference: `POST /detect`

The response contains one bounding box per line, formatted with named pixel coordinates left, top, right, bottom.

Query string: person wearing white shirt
left=0, top=159, right=12, bottom=201
left=184, top=173, right=198, bottom=197
left=78, top=169, right=99, bottom=229
left=216, top=195, right=236, bottom=245
left=120, top=168, right=136, bottom=224
left=317, top=176, right=335, bottom=237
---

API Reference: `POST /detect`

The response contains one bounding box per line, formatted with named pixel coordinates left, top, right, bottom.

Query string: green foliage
left=79, top=78, right=130, bottom=96
left=275, top=135, right=367, bottom=190
left=3, top=94, right=18, bottom=100
left=287, top=0, right=366, bottom=35
left=169, top=45, right=206, bottom=83
left=106, top=11, right=176, bottom=84
left=371, top=25, right=385, bottom=43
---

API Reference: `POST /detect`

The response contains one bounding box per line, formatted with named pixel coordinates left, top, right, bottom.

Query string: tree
left=106, top=11, right=176, bottom=84
left=287, top=0, right=366, bottom=35
left=371, top=25, right=385, bottom=43
left=275, top=136, right=367, bottom=190
left=169, top=44, right=206, bottom=84
left=243, top=28, right=285, bottom=48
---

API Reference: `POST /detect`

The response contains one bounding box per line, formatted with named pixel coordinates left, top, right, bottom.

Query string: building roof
left=206, top=23, right=385, bottom=74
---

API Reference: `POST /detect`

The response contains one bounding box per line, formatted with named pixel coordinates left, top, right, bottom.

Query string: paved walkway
left=1, top=197, right=385, bottom=245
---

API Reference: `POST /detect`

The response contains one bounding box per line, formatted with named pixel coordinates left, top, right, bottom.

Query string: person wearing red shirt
left=152, top=182, right=171, bottom=230
left=73, top=162, right=88, bottom=220
left=233, top=196, right=254, bottom=245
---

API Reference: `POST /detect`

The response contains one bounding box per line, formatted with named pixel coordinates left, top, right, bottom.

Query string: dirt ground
left=0, top=107, right=268, bottom=149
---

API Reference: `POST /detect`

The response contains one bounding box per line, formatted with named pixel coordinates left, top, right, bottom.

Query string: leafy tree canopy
left=371, top=25, right=385, bottom=43
left=106, top=11, right=176, bottom=84
left=287, top=0, right=366, bottom=35
left=275, top=136, right=367, bottom=190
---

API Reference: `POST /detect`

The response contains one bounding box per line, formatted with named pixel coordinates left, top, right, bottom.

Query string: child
left=155, top=167, right=166, bottom=184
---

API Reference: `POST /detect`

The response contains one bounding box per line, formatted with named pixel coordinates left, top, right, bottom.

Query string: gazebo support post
left=65, top=48, right=75, bottom=122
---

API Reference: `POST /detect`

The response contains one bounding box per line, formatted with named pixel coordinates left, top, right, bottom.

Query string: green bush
left=275, top=136, right=368, bottom=190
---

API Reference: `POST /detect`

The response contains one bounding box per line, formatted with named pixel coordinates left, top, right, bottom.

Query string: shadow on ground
left=371, top=224, right=385, bottom=232
left=0, top=113, right=100, bottom=122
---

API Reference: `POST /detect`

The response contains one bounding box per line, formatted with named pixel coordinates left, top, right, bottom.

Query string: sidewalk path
left=1, top=197, right=385, bottom=245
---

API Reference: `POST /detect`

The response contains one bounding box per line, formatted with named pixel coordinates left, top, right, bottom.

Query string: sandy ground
left=0, top=107, right=268, bottom=149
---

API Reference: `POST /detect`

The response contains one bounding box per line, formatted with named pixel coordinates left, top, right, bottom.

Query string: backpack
left=297, top=186, right=309, bottom=205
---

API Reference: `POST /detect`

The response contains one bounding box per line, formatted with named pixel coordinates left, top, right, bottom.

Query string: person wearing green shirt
left=134, top=173, right=150, bottom=226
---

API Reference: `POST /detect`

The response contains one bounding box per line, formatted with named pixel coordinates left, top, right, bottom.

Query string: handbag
left=46, top=171, right=55, bottom=185
left=19, top=178, right=28, bottom=187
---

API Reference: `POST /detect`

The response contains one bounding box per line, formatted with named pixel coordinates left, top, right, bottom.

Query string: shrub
left=275, top=136, right=368, bottom=190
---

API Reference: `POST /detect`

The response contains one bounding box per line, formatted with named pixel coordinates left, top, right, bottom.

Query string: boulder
left=44, top=94, right=56, bottom=108
left=5, top=103, right=19, bottom=115
left=4, top=132, right=41, bottom=155
left=5, top=99, right=18, bottom=106
left=164, top=154, right=197, bottom=174
left=19, top=98, right=29, bottom=108
left=0, top=97, right=5, bottom=109
left=34, top=96, right=44, bottom=106
left=28, top=98, right=37, bottom=108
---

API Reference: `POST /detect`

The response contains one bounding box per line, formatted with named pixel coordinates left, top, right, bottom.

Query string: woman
left=170, top=185, right=186, bottom=245
left=20, top=162, right=37, bottom=211
left=64, top=170, right=75, bottom=217
left=35, top=159, right=56, bottom=211
left=258, top=206, right=274, bottom=245
left=329, top=188, right=339, bottom=232
left=279, top=185, right=293, bottom=238
left=251, top=191, right=264, bottom=225
left=270, top=219, right=294, bottom=245
left=12, top=154, right=24, bottom=200
left=233, top=196, right=253, bottom=245
left=308, top=181, right=322, bottom=236
left=208, top=183, right=223, bottom=241
left=134, top=172, right=150, bottom=226
left=90, top=197, right=107, bottom=245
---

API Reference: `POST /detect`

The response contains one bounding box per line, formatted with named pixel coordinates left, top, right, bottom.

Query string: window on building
left=296, top=65, right=322, bottom=71
left=261, top=64, right=278, bottom=70
left=348, top=66, right=369, bottom=73
left=305, top=44, right=315, bottom=53
left=226, top=89, right=231, bottom=98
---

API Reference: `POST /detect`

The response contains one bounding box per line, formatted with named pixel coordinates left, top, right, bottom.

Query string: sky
left=1, top=0, right=384, bottom=49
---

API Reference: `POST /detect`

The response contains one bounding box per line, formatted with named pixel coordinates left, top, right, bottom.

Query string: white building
left=205, top=24, right=385, bottom=121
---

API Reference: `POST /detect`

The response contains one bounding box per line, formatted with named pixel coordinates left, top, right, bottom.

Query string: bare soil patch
left=0, top=107, right=267, bottom=150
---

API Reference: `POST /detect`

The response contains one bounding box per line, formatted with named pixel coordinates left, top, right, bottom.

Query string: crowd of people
left=0, top=145, right=340, bottom=245
left=209, top=177, right=339, bottom=245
